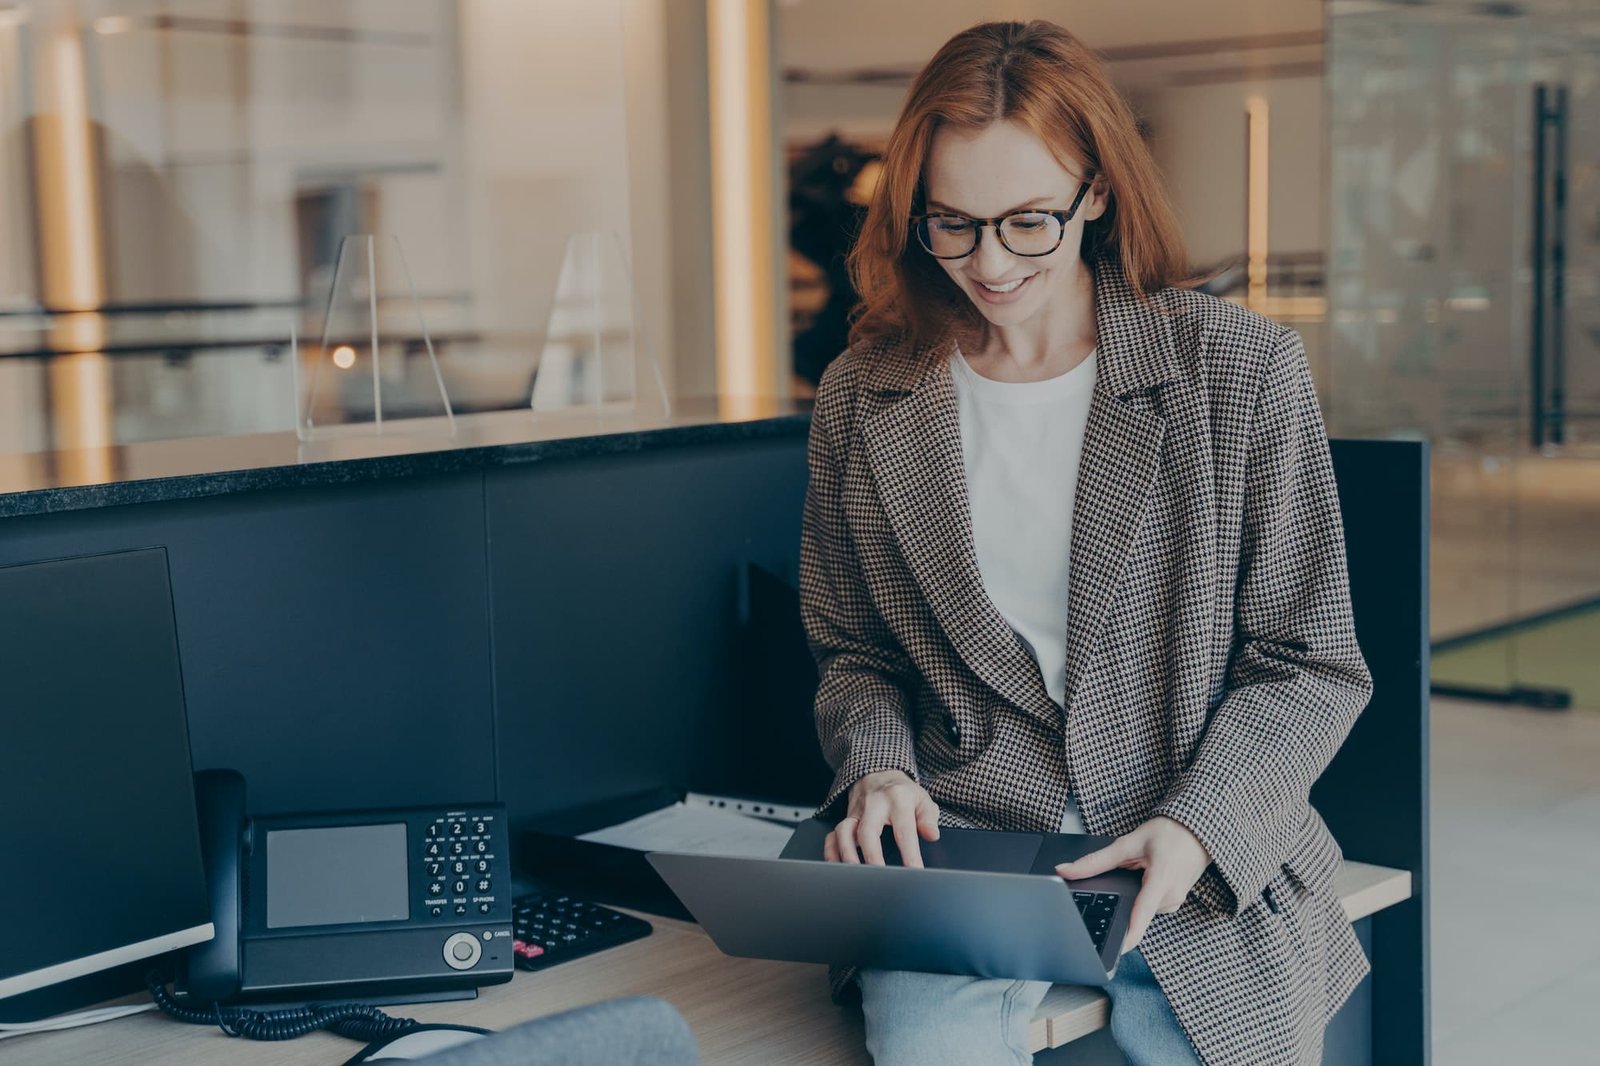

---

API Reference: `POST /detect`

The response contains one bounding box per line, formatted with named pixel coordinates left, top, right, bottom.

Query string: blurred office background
left=2, top=1, right=1598, bottom=1059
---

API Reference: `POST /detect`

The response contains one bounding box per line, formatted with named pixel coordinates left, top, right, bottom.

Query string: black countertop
left=0, top=400, right=812, bottom=519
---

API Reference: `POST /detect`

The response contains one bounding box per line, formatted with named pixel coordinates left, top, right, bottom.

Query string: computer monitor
left=0, top=548, right=213, bottom=1005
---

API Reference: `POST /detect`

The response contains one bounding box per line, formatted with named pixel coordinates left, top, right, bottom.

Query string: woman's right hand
left=823, top=770, right=941, bottom=868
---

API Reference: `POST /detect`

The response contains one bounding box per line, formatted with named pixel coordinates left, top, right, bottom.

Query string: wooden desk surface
left=0, top=862, right=1411, bottom=1066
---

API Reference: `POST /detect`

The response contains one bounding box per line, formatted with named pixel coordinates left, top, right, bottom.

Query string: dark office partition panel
left=1323, top=918, right=1376, bottom=1066
left=1317, top=439, right=1430, bottom=1066
left=487, top=437, right=811, bottom=822
left=0, top=424, right=1426, bottom=1057
left=0, top=475, right=495, bottom=816
left=738, top=563, right=837, bottom=804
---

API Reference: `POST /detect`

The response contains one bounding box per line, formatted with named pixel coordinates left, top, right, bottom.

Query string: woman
left=798, top=21, right=1372, bottom=1066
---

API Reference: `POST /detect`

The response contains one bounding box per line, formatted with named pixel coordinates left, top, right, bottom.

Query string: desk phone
left=176, top=770, right=514, bottom=1006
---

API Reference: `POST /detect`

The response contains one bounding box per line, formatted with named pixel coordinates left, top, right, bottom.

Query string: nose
left=970, top=222, right=1016, bottom=278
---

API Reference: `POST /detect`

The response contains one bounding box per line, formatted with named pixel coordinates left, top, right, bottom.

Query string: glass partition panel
left=0, top=9, right=32, bottom=313
left=1328, top=1, right=1600, bottom=708
left=532, top=230, right=670, bottom=424
left=300, top=233, right=455, bottom=439
left=0, top=0, right=648, bottom=450
left=0, top=10, right=42, bottom=454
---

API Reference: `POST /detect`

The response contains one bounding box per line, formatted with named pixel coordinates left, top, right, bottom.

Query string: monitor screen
left=0, top=548, right=213, bottom=1001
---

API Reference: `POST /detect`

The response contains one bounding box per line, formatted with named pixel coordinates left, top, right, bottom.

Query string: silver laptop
left=646, top=818, right=1139, bottom=985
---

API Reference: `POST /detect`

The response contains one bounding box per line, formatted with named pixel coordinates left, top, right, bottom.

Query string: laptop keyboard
left=1073, top=891, right=1120, bottom=953
left=511, top=888, right=652, bottom=971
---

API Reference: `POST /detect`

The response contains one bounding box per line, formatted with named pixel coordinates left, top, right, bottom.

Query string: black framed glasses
left=912, top=180, right=1093, bottom=260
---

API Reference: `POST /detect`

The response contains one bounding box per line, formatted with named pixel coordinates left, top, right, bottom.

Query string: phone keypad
left=419, top=812, right=501, bottom=921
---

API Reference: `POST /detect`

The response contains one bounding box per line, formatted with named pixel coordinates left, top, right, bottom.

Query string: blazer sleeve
left=800, top=361, right=921, bottom=819
left=1152, top=326, right=1373, bottom=915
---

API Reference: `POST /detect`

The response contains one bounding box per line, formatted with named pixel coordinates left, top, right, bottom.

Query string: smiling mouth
left=976, top=275, right=1036, bottom=294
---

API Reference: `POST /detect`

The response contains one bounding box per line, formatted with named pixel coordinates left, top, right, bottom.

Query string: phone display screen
left=266, top=824, right=410, bottom=929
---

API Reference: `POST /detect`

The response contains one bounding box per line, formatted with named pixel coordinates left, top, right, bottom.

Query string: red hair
left=848, top=20, right=1202, bottom=349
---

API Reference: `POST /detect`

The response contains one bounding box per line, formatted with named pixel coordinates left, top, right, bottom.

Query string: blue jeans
left=858, top=949, right=1201, bottom=1065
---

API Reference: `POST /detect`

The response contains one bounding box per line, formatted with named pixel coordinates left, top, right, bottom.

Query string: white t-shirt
left=949, top=345, right=1096, bottom=834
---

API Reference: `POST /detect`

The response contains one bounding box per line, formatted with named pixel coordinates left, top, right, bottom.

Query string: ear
left=1084, top=177, right=1111, bottom=222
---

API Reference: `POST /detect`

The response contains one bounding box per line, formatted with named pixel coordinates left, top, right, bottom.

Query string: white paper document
left=576, top=801, right=794, bottom=858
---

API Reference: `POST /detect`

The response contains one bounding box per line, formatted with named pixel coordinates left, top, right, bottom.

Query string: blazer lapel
left=861, top=342, right=1060, bottom=727
left=1061, top=255, right=1182, bottom=707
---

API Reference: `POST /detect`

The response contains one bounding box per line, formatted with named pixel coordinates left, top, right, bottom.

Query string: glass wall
left=0, top=0, right=692, bottom=453
left=1327, top=0, right=1600, bottom=706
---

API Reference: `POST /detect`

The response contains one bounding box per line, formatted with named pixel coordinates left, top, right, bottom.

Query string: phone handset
left=154, top=768, right=427, bottom=1041
left=176, top=768, right=251, bottom=1003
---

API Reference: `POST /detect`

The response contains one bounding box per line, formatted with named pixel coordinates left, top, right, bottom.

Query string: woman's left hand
left=1054, top=816, right=1211, bottom=955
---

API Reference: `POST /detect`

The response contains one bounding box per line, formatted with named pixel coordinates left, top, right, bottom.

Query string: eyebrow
left=924, top=194, right=1059, bottom=215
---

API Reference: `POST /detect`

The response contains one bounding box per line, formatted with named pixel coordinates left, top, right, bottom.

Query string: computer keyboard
left=1073, top=891, right=1120, bottom=953
left=510, top=888, right=653, bottom=971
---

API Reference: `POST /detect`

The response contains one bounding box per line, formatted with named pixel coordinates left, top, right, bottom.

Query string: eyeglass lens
left=917, top=212, right=1063, bottom=258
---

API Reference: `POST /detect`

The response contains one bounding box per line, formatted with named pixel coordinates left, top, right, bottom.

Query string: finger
left=823, top=832, right=838, bottom=863
left=889, top=801, right=924, bottom=868
left=1120, top=883, right=1161, bottom=955
left=856, top=798, right=890, bottom=866
left=1056, top=835, right=1139, bottom=880
left=834, top=818, right=861, bottom=864
left=914, top=794, right=941, bottom=841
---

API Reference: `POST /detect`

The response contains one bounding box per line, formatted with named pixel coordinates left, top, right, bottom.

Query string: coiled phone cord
left=146, top=971, right=420, bottom=1042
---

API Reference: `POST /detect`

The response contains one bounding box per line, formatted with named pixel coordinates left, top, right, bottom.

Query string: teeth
left=980, top=276, right=1030, bottom=293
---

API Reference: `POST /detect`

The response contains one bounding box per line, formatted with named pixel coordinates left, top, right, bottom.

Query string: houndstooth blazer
left=799, top=252, right=1374, bottom=1066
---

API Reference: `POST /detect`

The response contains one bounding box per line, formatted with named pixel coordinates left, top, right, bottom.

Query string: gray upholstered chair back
left=416, top=996, right=697, bottom=1066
